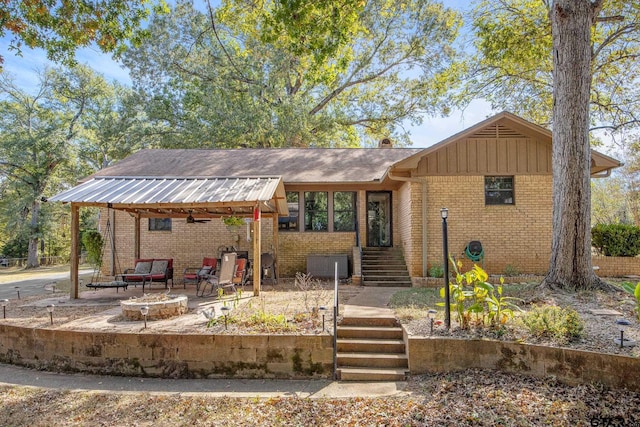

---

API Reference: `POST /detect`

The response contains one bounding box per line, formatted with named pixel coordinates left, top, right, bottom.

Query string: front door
left=366, top=191, right=392, bottom=247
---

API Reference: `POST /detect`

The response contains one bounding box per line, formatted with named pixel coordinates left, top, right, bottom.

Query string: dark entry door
left=366, top=191, right=392, bottom=247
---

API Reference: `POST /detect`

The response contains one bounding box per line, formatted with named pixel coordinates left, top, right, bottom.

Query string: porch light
left=1, top=299, right=8, bottom=319
left=46, top=304, right=55, bottom=325
left=440, top=208, right=450, bottom=330
left=428, top=309, right=437, bottom=335
left=140, top=306, right=149, bottom=329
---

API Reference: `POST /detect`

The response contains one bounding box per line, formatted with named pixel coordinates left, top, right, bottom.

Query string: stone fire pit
left=121, top=294, right=188, bottom=320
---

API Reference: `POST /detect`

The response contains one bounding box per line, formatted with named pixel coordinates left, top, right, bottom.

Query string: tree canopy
left=0, top=0, right=167, bottom=69
left=123, top=0, right=463, bottom=148
left=466, top=0, right=640, bottom=138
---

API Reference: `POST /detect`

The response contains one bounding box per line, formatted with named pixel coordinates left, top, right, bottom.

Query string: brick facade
left=398, top=175, right=553, bottom=277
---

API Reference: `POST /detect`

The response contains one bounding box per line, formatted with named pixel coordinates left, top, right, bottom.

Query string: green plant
left=223, top=216, right=245, bottom=228
left=484, top=277, right=523, bottom=326
left=244, top=310, right=294, bottom=332
left=620, top=281, right=640, bottom=321
left=503, top=264, right=520, bottom=277
left=428, top=263, right=444, bottom=278
left=81, top=230, right=103, bottom=267
left=437, top=260, right=521, bottom=329
left=519, top=305, right=584, bottom=344
left=592, top=223, right=640, bottom=256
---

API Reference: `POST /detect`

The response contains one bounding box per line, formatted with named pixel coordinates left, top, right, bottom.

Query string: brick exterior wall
left=400, top=175, right=553, bottom=277
left=99, top=209, right=356, bottom=281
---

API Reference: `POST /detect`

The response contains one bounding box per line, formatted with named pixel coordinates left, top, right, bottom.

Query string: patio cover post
left=272, top=214, right=279, bottom=282
left=252, top=205, right=261, bottom=296
left=70, top=204, right=80, bottom=299
left=134, top=215, right=140, bottom=261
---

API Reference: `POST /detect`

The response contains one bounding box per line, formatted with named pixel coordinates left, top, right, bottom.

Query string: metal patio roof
left=49, top=176, right=288, bottom=216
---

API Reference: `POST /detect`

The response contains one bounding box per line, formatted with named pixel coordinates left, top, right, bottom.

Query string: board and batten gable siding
left=415, top=124, right=552, bottom=176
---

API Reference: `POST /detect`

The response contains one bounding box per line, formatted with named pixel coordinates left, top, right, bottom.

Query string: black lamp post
left=441, top=208, right=450, bottom=330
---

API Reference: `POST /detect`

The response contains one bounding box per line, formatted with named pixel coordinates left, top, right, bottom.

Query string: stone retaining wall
left=407, top=335, right=640, bottom=392
left=0, top=324, right=333, bottom=379
left=1, top=323, right=639, bottom=391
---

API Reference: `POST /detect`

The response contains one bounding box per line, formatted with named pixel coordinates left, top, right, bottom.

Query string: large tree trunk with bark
left=26, top=200, right=40, bottom=269
left=543, top=0, right=609, bottom=291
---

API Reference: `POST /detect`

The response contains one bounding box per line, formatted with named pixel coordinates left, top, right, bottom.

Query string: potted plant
left=223, top=215, right=244, bottom=232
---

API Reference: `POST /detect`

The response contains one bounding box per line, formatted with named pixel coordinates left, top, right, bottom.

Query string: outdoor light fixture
left=15, top=286, right=20, bottom=300
left=440, top=208, right=451, bottom=330
left=140, top=306, right=149, bottom=329
left=50, top=281, right=57, bottom=294
left=46, top=304, right=55, bottom=325
left=428, top=309, right=437, bottom=335
left=221, top=306, right=231, bottom=330
left=319, top=306, right=328, bottom=332
left=1, top=299, right=8, bottom=319
left=615, top=318, right=636, bottom=348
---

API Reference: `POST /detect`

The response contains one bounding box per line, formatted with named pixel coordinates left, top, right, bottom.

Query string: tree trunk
left=26, top=200, right=40, bottom=269
left=543, top=1, right=608, bottom=290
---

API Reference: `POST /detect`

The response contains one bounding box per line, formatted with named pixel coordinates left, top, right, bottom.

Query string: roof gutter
left=388, top=171, right=428, bottom=278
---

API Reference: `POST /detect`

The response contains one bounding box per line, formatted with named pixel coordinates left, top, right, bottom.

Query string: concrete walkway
left=0, top=286, right=411, bottom=398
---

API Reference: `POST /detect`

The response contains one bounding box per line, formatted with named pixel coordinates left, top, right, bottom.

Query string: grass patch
left=390, top=288, right=440, bottom=309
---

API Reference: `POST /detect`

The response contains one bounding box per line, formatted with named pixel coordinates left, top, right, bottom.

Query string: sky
left=0, top=0, right=495, bottom=149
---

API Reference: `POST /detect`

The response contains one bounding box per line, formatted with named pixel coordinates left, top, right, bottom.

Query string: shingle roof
left=90, top=148, right=423, bottom=183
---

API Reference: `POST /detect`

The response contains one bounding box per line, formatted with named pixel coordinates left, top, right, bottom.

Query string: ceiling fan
left=186, top=211, right=211, bottom=224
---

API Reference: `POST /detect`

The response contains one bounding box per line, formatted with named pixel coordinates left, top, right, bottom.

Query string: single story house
left=51, top=112, right=622, bottom=296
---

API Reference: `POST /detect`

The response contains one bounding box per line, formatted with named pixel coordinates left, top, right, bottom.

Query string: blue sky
left=0, top=0, right=495, bottom=149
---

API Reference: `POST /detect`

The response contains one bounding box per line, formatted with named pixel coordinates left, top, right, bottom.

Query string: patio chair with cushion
left=182, top=257, right=218, bottom=290
left=233, top=257, right=249, bottom=290
left=198, top=252, right=237, bottom=297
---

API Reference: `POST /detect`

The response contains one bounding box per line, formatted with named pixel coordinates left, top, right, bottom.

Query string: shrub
left=428, top=263, right=444, bottom=278
left=504, top=264, right=520, bottom=276
left=520, top=305, right=584, bottom=344
left=592, top=223, right=640, bottom=257
left=81, top=230, right=103, bottom=267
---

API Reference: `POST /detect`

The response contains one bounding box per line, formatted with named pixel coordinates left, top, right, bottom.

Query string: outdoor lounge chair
left=198, top=252, right=237, bottom=297
left=182, top=257, right=218, bottom=290
left=232, top=257, right=249, bottom=290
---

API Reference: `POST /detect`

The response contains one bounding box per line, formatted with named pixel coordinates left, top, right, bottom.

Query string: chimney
left=378, top=138, right=392, bottom=148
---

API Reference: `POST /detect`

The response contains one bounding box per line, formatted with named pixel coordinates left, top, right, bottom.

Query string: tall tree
left=468, top=0, right=640, bottom=290
left=545, top=0, right=602, bottom=289
left=0, top=66, right=112, bottom=267
left=0, top=0, right=167, bottom=68
left=468, top=0, right=640, bottom=136
left=124, top=0, right=463, bottom=148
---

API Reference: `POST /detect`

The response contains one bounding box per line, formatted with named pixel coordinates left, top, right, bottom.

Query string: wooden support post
left=252, top=205, right=261, bottom=296
left=272, top=213, right=279, bottom=283
left=134, top=215, right=141, bottom=261
left=70, top=204, right=80, bottom=299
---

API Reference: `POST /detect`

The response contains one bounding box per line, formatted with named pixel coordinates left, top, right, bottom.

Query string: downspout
left=388, top=172, right=428, bottom=278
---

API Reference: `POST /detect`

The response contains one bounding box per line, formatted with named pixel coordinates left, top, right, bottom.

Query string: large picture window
left=334, top=191, right=357, bottom=231
left=149, top=218, right=172, bottom=231
left=304, top=192, right=328, bottom=231
left=280, top=192, right=300, bottom=231
left=485, top=176, right=514, bottom=205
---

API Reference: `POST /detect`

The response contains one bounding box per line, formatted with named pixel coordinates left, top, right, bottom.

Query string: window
left=304, top=191, right=328, bottom=231
left=149, top=218, right=172, bottom=231
left=280, top=192, right=300, bottom=231
left=334, top=191, right=357, bottom=231
left=485, top=176, right=514, bottom=205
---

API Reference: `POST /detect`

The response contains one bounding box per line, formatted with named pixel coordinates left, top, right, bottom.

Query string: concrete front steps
left=362, top=247, right=412, bottom=287
left=336, top=315, right=408, bottom=381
